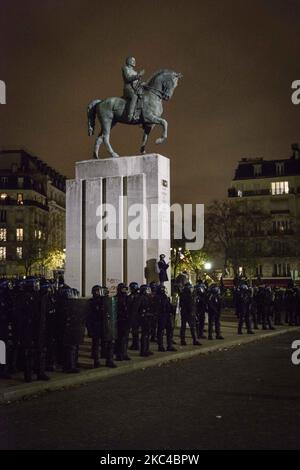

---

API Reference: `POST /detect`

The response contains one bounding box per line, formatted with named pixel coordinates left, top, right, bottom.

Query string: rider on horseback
left=122, top=56, right=145, bottom=122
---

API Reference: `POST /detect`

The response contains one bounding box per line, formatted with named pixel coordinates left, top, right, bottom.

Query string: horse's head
left=147, top=70, right=183, bottom=100
left=162, top=71, right=183, bottom=100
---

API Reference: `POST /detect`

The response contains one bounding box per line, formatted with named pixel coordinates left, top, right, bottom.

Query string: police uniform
left=86, top=286, right=116, bottom=368
left=138, top=285, right=153, bottom=357
left=207, top=285, right=224, bottom=340
left=235, top=284, right=254, bottom=334
left=128, top=283, right=141, bottom=350
left=194, top=283, right=207, bottom=339
left=0, top=282, right=13, bottom=378
left=156, top=286, right=176, bottom=352
left=179, top=284, right=200, bottom=346
left=115, top=284, right=131, bottom=361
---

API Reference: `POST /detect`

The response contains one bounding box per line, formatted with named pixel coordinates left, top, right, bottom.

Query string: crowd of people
left=0, top=275, right=299, bottom=383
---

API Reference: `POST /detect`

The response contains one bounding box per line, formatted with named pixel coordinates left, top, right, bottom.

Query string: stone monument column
left=65, top=154, right=171, bottom=296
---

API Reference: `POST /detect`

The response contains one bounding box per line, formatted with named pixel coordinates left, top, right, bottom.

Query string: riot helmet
left=157, top=284, right=167, bottom=295
left=129, top=282, right=139, bottom=293
left=117, top=282, right=128, bottom=294
left=140, top=284, right=151, bottom=295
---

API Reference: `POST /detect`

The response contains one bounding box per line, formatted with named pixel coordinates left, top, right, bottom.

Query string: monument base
left=65, top=154, right=171, bottom=296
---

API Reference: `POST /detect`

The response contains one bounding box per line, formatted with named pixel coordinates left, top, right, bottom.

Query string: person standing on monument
left=122, top=56, right=145, bottom=122
left=157, top=254, right=169, bottom=286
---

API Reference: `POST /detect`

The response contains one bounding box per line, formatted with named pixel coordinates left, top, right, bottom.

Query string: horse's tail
left=87, top=99, right=102, bottom=136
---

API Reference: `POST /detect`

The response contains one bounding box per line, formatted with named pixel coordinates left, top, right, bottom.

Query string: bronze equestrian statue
left=87, top=57, right=182, bottom=158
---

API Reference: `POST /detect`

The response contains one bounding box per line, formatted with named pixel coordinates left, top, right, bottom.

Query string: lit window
left=237, top=190, right=243, bottom=197
left=17, top=177, right=24, bottom=188
left=0, top=246, right=6, bottom=260
left=0, top=193, right=8, bottom=200
left=0, top=228, right=6, bottom=242
left=16, top=247, right=22, bottom=259
left=16, top=228, right=23, bottom=241
left=34, top=229, right=37, bottom=239
left=38, top=230, right=42, bottom=240
left=273, top=263, right=291, bottom=277
left=271, top=181, right=289, bottom=195
left=17, top=193, right=24, bottom=205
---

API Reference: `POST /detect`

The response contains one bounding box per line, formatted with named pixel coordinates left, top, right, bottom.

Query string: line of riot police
left=0, top=278, right=180, bottom=381
left=0, top=278, right=226, bottom=381
left=178, top=281, right=224, bottom=344
left=1, top=275, right=297, bottom=383
left=0, top=277, right=84, bottom=382
left=234, top=280, right=300, bottom=334
left=86, top=282, right=178, bottom=369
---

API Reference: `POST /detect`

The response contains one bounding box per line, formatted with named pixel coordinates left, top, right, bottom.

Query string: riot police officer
left=285, top=283, right=296, bottom=325
left=40, top=281, right=58, bottom=371
left=179, top=283, right=201, bottom=346
left=294, top=287, right=300, bottom=326
left=128, top=282, right=141, bottom=350
left=10, top=279, right=24, bottom=374
left=115, top=283, right=131, bottom=361
left=156, top=285, right=176, bottom=352
left=273, top=287, right=284, bottom=326
left=262, top=286, right=275, bottom=330
left=235, top=282, right=254, bottom=334
left=139, top=285, right=153, bottom=357
left=250, top=286, right=259, bottom=330
left=194, top=282, right=207, bottom=339
left=57, top=285, right=84, bottom=373
left=255, top=285, right=266, bottom=326
left=20, top=278, right=50, bottom=382
left=149, top=281, right=159, bottom=342
left=207, top=284, right=224, bottom=340
left=0, top=280, right=13, bottom=378
left=87, top=285, right=117, bottom=368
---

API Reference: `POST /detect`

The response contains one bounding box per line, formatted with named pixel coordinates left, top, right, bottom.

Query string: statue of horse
left=87, top=69, right=182, bottom=158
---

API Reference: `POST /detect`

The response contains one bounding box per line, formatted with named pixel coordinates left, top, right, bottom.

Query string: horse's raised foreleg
left=94, top=132, right=103, bottom=159
left=102, top=119, right=119, bottom=158
left=145, top=115, right=168, bottom=145
left=140, top=125, right=153, bottom=154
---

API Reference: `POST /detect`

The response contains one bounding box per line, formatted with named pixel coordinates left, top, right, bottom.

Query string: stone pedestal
left=65, top=154, right=171, bottom=296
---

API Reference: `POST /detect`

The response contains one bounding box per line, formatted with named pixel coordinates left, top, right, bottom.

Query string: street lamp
left=204, top=262, right=212, bottom=270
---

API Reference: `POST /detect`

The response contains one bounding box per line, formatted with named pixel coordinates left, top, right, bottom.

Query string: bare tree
left=205, top=200, right=269, bottom=277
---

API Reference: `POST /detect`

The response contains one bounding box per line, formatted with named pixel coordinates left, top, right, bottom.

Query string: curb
left=1, top=326, right=299, bottom=404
